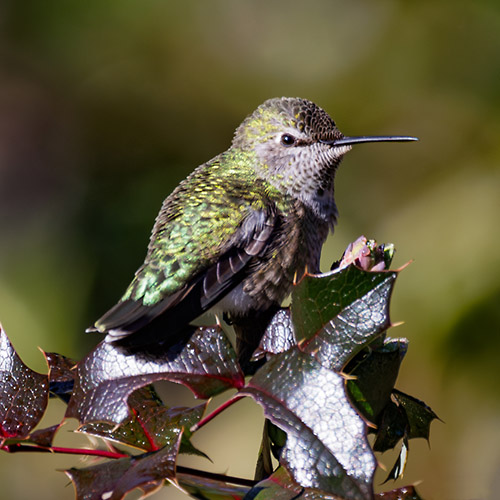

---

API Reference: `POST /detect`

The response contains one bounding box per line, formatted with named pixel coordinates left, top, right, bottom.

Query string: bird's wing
left=90, top=206, right=277, bottom=346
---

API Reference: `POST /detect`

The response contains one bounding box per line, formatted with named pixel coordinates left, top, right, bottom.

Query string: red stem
left=2, top=443, right=128, bottom=459
left=1, top=442, right=257, bottom=488
left=190, top=395, right=245, bottom=432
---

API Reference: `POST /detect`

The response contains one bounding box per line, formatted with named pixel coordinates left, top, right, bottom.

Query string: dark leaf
left=257, top=239, right=397, bottom=364
left=80, top=386, right=208, bottom=458
left=45, top=351, right=76, bottom=382
left=267, top=419, right=287, bottom=457
left=392, top=390, right=439, bottom=442
left=346, top=338, right=408, bottom=421
left=177, top=472, right=250, bottom=499
left=246, top=467, right=340, bottom=499
left=374, top=390, right=438, bottom=482
left=372, top=400, right=408, bottom=453
left=291, top=265, right=397, bottom=371
left=24, top=424, right=60, bottom=447
left=254, top=419, right=288, bottom=481
left=0, top=326, right=49, bottom=440
left=2, top=423, right=61, bottom=450
left=254, top=308, right=296, bottom=358
left=66, top=325, right=244, bottom=424
left=66, top=436, right=180, bottom=500
left=44, top=351, right=76, bottom=403
left=242, top=349, right=375, bottom=500
left=254, top=422, right=273, bottom=481
left=375, top=485, right=423, bottom=499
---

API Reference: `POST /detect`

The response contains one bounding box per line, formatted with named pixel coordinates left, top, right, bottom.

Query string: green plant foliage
left=0, top=239, right=434, bottom=500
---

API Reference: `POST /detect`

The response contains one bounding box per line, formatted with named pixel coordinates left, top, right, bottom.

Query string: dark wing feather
left=90, top=208, right=276, bottom=348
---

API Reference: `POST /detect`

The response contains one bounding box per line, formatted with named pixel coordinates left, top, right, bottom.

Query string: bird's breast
left=218, top=202, right=330, bottom=315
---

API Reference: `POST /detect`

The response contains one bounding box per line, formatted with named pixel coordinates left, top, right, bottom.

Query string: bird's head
left=232, top=97, right=416, bottom=220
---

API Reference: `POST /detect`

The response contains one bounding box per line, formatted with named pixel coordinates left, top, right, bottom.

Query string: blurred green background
left=0, top=1, right=499, bottom=499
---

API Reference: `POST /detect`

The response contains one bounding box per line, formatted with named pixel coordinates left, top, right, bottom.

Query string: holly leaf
left=393, top=390, right=439, bottom=442
left=254, top=308, right=295, bottom=358
left=373, top=390, right=438, bottom=482
left=65, top=435, right=181, bottom=500
left=241, top=349, right=375, bottom=500
left=23, top=424, right=61, bottom=447
left=44, top=351, right=76, bottom=403
left=373, top=400, right=408, bottom=453
left=1, top=423, right=62, bottom=451
left=45, top=351, right=76, bottom=382
left=373, top=389, right=438, bottom=455
left=344, top=338, right=434, bottom=482
left=0, top=326, right=49, bottom=441
left=80, top=385, right=208, bottom=458
left=256, top=239, right=397, bottom=365
left=66, top=325, right=244, bottom=424
left=291, top=265, right=397, bottom=371
left=246, top=467, right=340, bottom=499
left=177, top=472, right=250, bottom=499
left=346, top=338, right=408, bottom=422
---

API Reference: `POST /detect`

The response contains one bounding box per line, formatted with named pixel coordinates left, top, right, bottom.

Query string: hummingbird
left=87, top=97, right=416, bottom=355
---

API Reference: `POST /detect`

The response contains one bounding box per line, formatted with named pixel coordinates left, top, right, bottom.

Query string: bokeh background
left=1, top=1, right=499, bottom=499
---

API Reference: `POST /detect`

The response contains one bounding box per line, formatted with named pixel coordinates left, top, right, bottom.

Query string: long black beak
left=321, top=136, right=418, bottom=147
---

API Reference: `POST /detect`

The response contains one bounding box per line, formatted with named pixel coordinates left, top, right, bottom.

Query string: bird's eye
left=280, top=134, right=296, bottom=147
